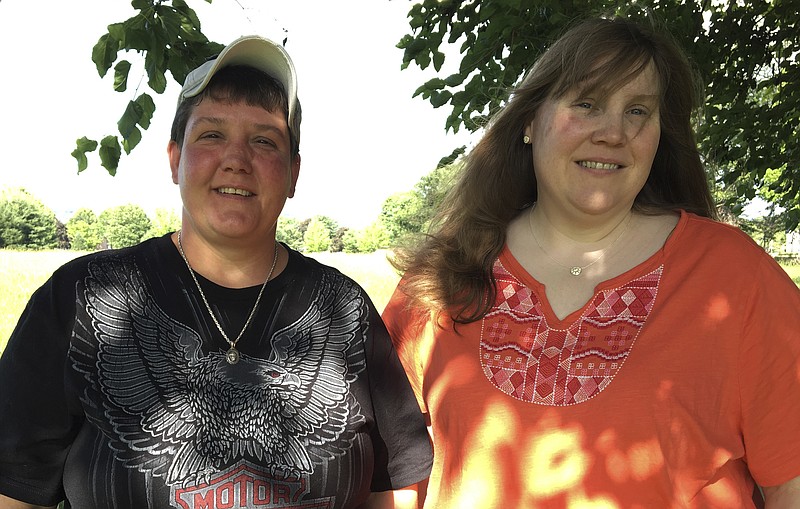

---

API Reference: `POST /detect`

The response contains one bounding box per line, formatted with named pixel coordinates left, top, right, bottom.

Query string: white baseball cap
left=178, top=35, right=299, bottom=140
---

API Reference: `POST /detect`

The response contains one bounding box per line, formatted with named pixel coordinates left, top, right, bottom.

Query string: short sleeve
left=739, top=254, right=800, bottom=487
left=364, top=292, right=432, bottom=491
left=0, top=276, right=79, bottom=505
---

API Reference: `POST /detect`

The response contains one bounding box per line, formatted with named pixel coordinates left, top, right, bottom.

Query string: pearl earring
left=523, top=135, right=531, bottom=144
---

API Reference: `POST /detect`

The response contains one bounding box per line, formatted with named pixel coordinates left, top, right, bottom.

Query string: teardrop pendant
left=225, top=347, right=240, bottom=365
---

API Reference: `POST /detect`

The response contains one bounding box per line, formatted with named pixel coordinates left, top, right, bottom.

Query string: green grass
left=307, top=250, right=401, bottom=311
left=0, top=249, right=400, bottom=354
left=0, top=250, right=88, bottom=353
left=782, top=262, right=800, bottom=286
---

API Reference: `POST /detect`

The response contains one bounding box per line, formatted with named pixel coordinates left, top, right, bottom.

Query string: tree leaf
left=113, top=60, right=131, bottom=92
left=144, top=49, right=168, bottom=93
left=118, top=100, right=143, bottom=139
left=134, top=93, right=156, bottom=129
left=99, top=136, right=121, bottom=176
left=433, top=50, right=446, bottom=71
left=71, top=137, right=98, bottom=173
left=122, top=126, right=142, bottom=155
left=106, top=23, right=126, bottom=44
left=156, top=5, right=183, bottom=42
left=91, top=33, right=119, bottom=77
left=172, top=0, right=204, bottom=33
left=431, top=90, right=453, bottom=108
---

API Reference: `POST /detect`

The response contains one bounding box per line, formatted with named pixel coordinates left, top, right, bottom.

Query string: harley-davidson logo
left=171, top=462, right=334, bottom=509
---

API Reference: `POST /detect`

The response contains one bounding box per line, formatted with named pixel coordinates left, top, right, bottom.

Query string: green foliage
left=66, top=208, right=103, bottom=251
left=71, top=137, right=99, bottom=173
left=98, top=204, right=152, bottom=248
left=142, top=208, right=181, bottom=240
left=739, top=203, right=790, bottom=255
left=380, top=191, right=427, bottom=244
left=303, top=217, right=332, bottom=252
left=336, top=222, right=390, bottom=254
left=75, top=0, right=224, bottom=174
left=341, top=229, right=360, bottom=254
left=330, top=227, right=349, bottom=253
left=0, top=189, right=59, bottom=250
left=414, top=161, right=461, bottom=210
left=399, top=0, right=800, bottom=227
left=55, top=220, right=70, bottom=250
left=276, top=217, right=306, bottom=251
left=354, top=221, right=390, bottom=253
left=379, top=162, right=461, bottom=244
left=313, top=215, right=340, bottom=237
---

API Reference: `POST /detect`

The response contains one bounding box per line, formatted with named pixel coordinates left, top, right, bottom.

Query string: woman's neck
left=172, top=231, right=283, bottom=288
left=529, top=203, right=634, bottom=247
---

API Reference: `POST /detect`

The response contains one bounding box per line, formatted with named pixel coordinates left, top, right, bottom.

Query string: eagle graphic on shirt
left=69, top=256, right=367, bottom=487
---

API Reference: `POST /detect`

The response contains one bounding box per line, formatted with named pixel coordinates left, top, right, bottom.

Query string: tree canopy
left=66, top=208, right=103, bottom=251
left=398, top=0, right=800, bottom=227
left=0, top=189, right=60, bottom=250
left=77, top=0, right=799, bottom=229
left=99, top=204, right=152, bottom=248
left=72, top=0, right=222, bottom=175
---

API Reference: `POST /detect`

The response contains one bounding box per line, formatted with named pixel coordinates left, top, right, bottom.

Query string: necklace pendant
left=570, top=266, right=583, bottom=276
left=225, top=347, right=240, bottom=365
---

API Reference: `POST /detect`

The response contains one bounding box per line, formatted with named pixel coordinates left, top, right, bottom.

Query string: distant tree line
left=0, top=161, right=459, bottom=253
left=2, top=154, right=797, bottom=257
left=0, top=188, right=178, bottom=251
left=281, top=161, right=460, bottom=253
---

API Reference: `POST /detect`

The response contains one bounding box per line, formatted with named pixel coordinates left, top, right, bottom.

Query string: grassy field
left=0, top=250, right=90, bottom=353
left=0, top=249, right=400, bottom=354
left=2, top=249, right=799, bottom=354
left=782, top=262, right=800, bottom=286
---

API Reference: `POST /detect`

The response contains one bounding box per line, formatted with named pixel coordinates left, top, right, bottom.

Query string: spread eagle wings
left=267, top=268, right=368, bottom=459
left=69, top=256, right=369, bottom=486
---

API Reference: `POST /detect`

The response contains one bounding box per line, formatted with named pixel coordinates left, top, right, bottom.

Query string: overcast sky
left=0, top=0, right=475, bottom=228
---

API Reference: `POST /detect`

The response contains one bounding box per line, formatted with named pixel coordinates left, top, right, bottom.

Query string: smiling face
left=525, top=62, right=662, bottom=223
left=168, top=97, right=300, bottom=247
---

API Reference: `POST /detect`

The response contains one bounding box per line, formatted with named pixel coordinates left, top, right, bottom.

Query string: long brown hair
left=393, top=17, right=716, bottom=323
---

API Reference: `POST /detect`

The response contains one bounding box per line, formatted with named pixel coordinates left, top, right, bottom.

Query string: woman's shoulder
left=676, top=211, right=764, bottom=254
left=666, top=211, right=785, bottom=281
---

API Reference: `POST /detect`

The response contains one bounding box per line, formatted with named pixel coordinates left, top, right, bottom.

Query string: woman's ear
left=168, top=140, right=181, bottom=184
left=288, top=154, right=301, bottom=198
left=523, top=123, right=533, bottom=144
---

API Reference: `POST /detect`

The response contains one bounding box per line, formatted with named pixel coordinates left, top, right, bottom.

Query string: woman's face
left=169, top=97, right=300, bottom=247
left=525, top=62, right=662, bottom=222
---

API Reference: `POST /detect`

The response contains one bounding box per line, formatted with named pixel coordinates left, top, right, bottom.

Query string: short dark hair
left=170, top=65, right=302, bottom=157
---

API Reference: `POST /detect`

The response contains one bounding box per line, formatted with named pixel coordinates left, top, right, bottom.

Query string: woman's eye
left=629, top=107, right=648, bottom=116
left=575, top=101, right=593, bottom=109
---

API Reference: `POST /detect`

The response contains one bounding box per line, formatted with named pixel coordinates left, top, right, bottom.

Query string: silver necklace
left=528, top=207, right=632, bottom=276
left=177, top=230, right=278, bottom=364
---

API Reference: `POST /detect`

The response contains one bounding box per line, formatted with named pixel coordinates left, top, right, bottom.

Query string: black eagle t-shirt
left=0, top=235, right=432, bottom=508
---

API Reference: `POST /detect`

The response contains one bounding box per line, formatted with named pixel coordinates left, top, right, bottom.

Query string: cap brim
left=179, top=36, right=298, bottom=125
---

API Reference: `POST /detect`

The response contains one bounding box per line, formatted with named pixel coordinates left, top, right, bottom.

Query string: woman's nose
left=222, top=140, right=253, bottom=173
left=591, top=113, right=627, bottom=146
